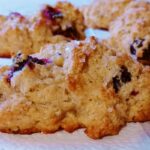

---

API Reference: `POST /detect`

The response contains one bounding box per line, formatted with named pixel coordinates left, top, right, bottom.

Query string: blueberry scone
left=0, top=2, right=85, bottom=57
left=110, top=1, right=150, bottom=65
left=0, top=37, right=149, bottom=139
left=81, top=0, right=132, bottom=29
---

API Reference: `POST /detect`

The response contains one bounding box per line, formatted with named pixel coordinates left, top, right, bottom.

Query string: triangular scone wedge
left=0, top=37, right=149, bottom=139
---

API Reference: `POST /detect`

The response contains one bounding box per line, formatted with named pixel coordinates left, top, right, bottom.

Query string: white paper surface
left=0, top=0, right=150, bottom=150
left=0, top=123, right=149, bottom=150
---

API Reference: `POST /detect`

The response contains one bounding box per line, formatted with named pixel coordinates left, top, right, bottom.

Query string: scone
left=0, top=37, right=149, bottom=139
left=99, top=50, right=150, bottom=122
left=0, top=2, right=85, bottom=57
left=109, top=1, right=150, bottom=65
left=0, top=37, right=127, bottom=139
left=81, top=0, right=132, bottom=29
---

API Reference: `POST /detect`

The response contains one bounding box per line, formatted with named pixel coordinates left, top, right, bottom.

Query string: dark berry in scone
left=130, top=37, right=150, bottom=65
left=7, top=53, right=52, bottom=82
left=112, top=66, right=131, bottom=93
left=41, top=5, right=63, bottom=20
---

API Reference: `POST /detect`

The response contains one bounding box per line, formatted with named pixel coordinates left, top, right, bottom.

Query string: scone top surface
left=110, top=1, right=150, bottom=65
left=0, top=2, right=85, bottom=57
left=81, top=0, right=132, bottom=29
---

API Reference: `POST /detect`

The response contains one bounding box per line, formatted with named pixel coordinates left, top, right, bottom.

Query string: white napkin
left=0, top=123, right=149, bottom=150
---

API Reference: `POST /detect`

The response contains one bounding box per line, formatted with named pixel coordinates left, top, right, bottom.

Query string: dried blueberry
left=112, top=66, right=132, bottom=93
left=138, top=44, right=150, bottom=61
left=14, top=59, right=28, bottom=72
left=42, top=6, right=63, bottom=20
left=113, top=76, right=121, bottom=93
left=130, top=45, right=136, bottom=55
left=7, top=53, right=52, bottom=83
left=120, top=66, right=131, bottom=83
left=130, top=39, right=144, bottom=55
left=28, top=56, right=48, bottom=65
left=135, top=39, right=144, bottom=48
left=130, top=38, right=150, bottom=65
left=130, top=90, right=139, bottom=96
left=42, top=6, right=80, bottom=40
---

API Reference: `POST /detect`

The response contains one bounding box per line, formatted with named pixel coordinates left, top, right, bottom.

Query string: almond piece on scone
left=0, top=2, right=85, bottom=58
left=109, top=1, right=150, bottom=65
left=81, top=0, right=132, bottom=30
left=0, top=37, right=149, bottom=139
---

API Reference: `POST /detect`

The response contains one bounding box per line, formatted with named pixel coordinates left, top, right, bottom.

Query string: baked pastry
left=0, top=2, right=85, bottom=57
left=109, top=1, right=150, bottom=65
left=81, top=0, right=132, bottom=29
left=0, top=37, right=149, bottom=139
left=99, top=50, right=150, bottom=122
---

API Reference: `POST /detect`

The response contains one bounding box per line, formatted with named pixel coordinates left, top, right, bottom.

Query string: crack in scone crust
left=0, top=37, right=149, bottom=139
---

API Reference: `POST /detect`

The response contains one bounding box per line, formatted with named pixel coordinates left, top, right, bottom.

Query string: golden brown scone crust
left=0, top=37, right=149, bottom=139
left=109, top=1, right=150, bottom=65
left=0, top=2, right=85, bottom=57
left=81, top=0, right=132, bottom=29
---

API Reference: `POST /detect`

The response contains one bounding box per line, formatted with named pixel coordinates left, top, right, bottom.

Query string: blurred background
left=0, top=0, right=92, bottom=15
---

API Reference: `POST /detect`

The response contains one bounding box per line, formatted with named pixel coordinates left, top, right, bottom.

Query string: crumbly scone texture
left=81, top=0, right=132, bottom=29
left=0, top=37, right=149, bottom=139
left=0, top=2, right=85, bottom=57
left=109, top=1, right=150, bottom=65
